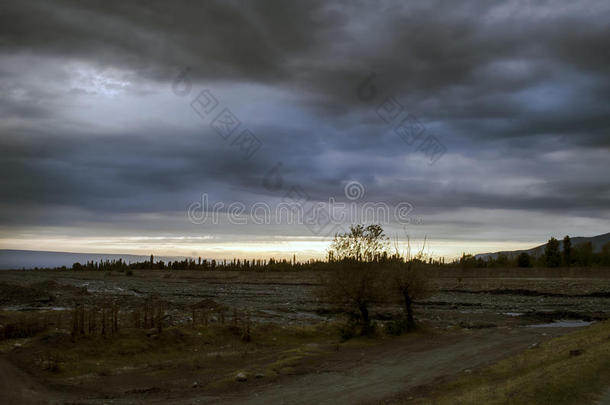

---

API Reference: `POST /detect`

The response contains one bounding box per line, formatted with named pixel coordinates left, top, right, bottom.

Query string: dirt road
left=164, top=326, right=574, bottom=405
left=0, top=326, right=590, bottom=404
left=0, top=356, right=54, bottom=405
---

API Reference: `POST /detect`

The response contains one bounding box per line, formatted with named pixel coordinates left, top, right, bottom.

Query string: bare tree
left=321, top=260, right=383, bottom=334
left=322, top=225, right=429, bottom=335
left=386, top=237, right=429, bottom=332
left=321, top=224, right=389, bottom=334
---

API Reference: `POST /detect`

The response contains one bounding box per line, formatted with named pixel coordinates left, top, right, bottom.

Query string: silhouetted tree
left=459, top=253, right=476, bottom=269
left=574, top=242, right=593, bottom=267
left=328, top=224, right=389, bottom=262
left=321, top=224, right=389, bottom=334
left=601, top=242, right=610, bottom=266
left=496, top=254, right=509, bottom=267
left=545, top=237, right=561, bottom=268
left=387, top=240, right=429, bottom=331
left=517, top=252, right=532, bottom=268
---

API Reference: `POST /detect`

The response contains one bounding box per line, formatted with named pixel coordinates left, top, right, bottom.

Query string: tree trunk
left=359, top=303, right=371, bottom=334
left=403, top=293, right=415, bottom=331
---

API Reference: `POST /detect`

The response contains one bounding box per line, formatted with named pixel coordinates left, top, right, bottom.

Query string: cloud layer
left=1, top=0, right=609, bottom=257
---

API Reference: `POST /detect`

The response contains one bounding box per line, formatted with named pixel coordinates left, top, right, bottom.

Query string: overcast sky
left=1, top=0, right=609, bottom=259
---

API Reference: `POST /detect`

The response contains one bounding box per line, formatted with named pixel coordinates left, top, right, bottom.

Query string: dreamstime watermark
left=173, top=68, right=262, bottom=160
left=187, top=181, right=420, bottom=227
left=172, top=67, right=349, bottom=237
left=172, top=68, right=422, bottom=238
left=344, top=180, right=365, bottom=200
left=357, top=72, right=447, bottom=164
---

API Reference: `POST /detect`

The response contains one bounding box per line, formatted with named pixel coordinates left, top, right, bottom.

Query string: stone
left=235, top=372, right=247, bottom=382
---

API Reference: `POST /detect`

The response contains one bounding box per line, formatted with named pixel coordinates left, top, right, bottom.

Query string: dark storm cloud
left=0, top=0, right=609, bottom=241
left=0, top=0, right=340, bottom=82
left=2, top=0, right=609, bottom=135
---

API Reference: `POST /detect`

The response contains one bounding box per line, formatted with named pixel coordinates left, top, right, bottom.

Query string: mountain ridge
left=474, top=232, right=610, bottom=260
left=0, top=250, right=188, bottom=270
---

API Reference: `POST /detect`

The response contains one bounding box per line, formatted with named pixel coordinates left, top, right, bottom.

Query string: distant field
left=1, top=267, right=609, bottom=327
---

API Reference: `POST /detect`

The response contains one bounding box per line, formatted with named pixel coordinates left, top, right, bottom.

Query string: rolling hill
left=475, top=232, right=610, bottom=260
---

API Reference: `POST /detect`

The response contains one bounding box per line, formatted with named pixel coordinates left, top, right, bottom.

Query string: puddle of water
left=503, top=312, right=524, bottom=317
left=526, top=319, right=593, bottom=328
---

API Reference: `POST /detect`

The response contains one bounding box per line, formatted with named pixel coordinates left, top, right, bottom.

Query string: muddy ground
left=0, top=267, right=609, bottom=404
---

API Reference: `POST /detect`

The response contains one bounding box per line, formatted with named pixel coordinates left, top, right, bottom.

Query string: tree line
left=458, top=236, right=610, bottom=269
left=70, top=255, right=328, bottom=272
left=59, top=235, right=610, bottom=273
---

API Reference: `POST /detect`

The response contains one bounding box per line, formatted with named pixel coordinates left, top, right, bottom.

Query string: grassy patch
left=7, top=311, right=422, bottom=396
left=407, top=321, right=610, bottom=405
left=13, top=320, right=347, bottom=384
left=0, top=310, right=53, bottom=340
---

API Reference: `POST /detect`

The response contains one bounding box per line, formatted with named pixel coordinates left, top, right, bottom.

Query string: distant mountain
left=0, top=250, right=185, bottom=270
left=475, top=232, right=610, bottom=260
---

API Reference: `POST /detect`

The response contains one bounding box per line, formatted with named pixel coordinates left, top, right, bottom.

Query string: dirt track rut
left=177, top=327, right=574, bottom=405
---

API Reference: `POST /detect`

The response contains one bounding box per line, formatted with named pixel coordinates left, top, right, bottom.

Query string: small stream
left=526, top=319, right=593, bottom=328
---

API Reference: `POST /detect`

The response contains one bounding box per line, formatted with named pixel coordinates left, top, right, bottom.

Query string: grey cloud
left=0, top=0, right=609, bottom=245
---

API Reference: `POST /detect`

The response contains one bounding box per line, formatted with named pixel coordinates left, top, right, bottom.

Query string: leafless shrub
left=385, top=237, right=430, bottom=332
